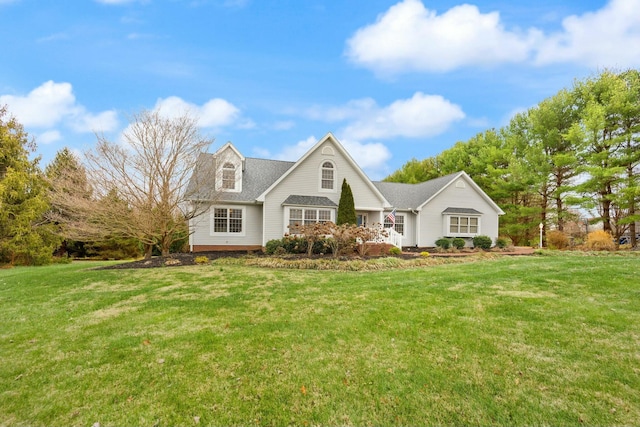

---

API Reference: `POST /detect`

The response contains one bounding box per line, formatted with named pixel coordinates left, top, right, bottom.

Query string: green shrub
left=52, top=255, right=73, bottom=264
left=265, top=236, right=332, bottom=255
left=388, top=246, right=402, bottom=256
left=435, top=238, right=451, bottom=249
left=265, top=239, right=284, bottom=255
left=495, top=236, right=512, bottom=249
left=472, top=235, right=492, bottom=250
left=451, top=237, right=466, bottom=249
left=282, top=236, right=307, bottom=254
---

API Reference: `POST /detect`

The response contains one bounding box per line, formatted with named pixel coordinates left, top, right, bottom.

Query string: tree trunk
left=601, top=196, right=612, bottom=233
left=144, top=243, right=154, bottom=260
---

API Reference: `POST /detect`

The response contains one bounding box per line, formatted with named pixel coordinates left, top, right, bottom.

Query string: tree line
left=0, top=108, right=213, bottom=265
left=385, top=69, right=640, bottom=247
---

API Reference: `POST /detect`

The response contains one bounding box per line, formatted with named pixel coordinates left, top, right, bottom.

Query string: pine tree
left=0, top=106, right=60, bottom=265
left=337, top=178, right=357, bottom=225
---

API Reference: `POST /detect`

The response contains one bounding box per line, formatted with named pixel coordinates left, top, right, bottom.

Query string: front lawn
left=1, top=252, right=639, bottom=426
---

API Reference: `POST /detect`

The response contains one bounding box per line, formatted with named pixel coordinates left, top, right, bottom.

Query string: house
left=187, top=133, right=504, bottom=251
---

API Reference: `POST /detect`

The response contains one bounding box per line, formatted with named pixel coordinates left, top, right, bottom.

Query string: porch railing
left=366, top=226, right=402, bottom=248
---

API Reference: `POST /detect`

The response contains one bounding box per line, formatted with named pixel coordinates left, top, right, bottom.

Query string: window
left=320, top=161, right=334, bottom=190
left=222, top=163, right=235, bottom=190
left=447, top=216, right=479, bottom=236
left=384, top=214, right=405, bottom=235
left=212, top=207, right=244, bottom=234
left=288, top=207, right=333, bottom=233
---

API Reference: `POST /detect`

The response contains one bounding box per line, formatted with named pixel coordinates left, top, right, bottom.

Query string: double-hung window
left=288, top=207, right=333, bottom=234
left=446, top=215, right=480, bottom=237
left=211, top=207, right=244, bottom=235
left=320, top=161, right=335, bottom=191
left=222, top=163, right=236, bottom=190
left=384, top=214, right=405, bottom=235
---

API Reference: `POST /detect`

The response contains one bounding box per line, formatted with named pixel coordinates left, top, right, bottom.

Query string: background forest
left=1, top=69, right=638, bottom=265
left=385, top=69, right=640, bottom=247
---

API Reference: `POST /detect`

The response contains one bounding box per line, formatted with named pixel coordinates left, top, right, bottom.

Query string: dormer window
left=222, top=163, right=236, bottom=190
left=320, top=161, right=335, bottom=191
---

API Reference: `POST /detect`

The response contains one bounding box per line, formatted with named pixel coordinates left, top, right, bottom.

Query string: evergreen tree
left=337, top=178, right=357, bottom=225
left=0, top=106, right=60, bottom=265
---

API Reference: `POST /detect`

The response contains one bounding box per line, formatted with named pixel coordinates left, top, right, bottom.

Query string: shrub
left=435, top=238, right=451, bottom=249
left=495, top=236, right=512, bottom=249
left=472, top=235, right=492, bottom=250
left=194, top=256, right=210, bottom=265
left=451, top=238, right=466, bottom=249
left=547, top=230, right=570, bottom=249
left=388, top=246, right=402, bottom=256
left=282, top=236, right=307, bottom=254
left=420, top=251, right=430, bottom=257
left=265, top=239, right=284, bottom=255
left=584, top=230, right=615, bottom=251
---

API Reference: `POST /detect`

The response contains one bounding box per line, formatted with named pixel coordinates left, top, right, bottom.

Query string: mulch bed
left=96, top=247, right=535, bottom=270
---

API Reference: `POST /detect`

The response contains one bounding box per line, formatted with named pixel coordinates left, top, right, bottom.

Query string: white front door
left=357, top=213, right=368, bottom=227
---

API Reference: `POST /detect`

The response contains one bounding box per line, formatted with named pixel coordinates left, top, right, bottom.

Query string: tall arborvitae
left=337, top=178, right=357, bottom=225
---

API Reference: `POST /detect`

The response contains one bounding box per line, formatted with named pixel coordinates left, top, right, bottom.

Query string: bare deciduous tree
left=50, top=110, right=215, bottom=258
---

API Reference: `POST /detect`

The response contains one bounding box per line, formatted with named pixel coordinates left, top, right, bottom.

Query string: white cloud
left=0, top=81, right=119, bottom=133
left=305, top=98, right=378, bottom=122
left=37, top=130, right=62, bottom=145
left=272, top=120, right=295, bottom=131
left=71, top=110, right=119, bottom=133
left=345, top=0, right=536, bottom=74
left=154, top=96, right=249, bottom=129
left=0, top=81, right=76, bottom=127
left=270, top=135, right=392, bottom=179
left=273, top=136, right=317, bottom=162
left=340, top=138, right=392, bottom=173
left=346, top=0, right=640, bottom=74
left=307, top=93, right=464, bottom=141
left=535, top=0, right=640, bottom=68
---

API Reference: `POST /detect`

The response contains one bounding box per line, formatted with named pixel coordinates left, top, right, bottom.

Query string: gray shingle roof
left=282, top=195, right=337, bottom=207
left=373, top=172, right=462, bottom=210
left=186, top=154, right=295, bottom=202
left=442, top=207, right=483, bottom=215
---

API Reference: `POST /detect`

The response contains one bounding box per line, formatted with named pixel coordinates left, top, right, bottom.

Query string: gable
left=257, top=133, right=389, bottom=208
left=419, top=172, right=504, bottom=215
left=374, top=172, right=503, bottom=215
left=186, top=147, right=294, bottom=202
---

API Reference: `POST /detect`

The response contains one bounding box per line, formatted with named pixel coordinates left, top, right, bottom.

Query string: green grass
left=1, top=252, right=639, bottom=426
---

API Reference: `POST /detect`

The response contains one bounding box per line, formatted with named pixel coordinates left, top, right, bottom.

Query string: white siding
left=262, top=140, right=386, bottom=244
left=190, top=203, right=263, bottom=247
left=418, top=178, right=500, bottom=247
left=401, top=212, right=417, bottom=247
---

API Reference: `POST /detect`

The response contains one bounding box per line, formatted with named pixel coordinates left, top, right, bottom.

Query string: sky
left=2, top=0, right=640, bottom=180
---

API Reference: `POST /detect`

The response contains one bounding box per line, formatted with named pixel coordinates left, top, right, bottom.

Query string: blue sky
left=2, top=0, right=639, bottom=179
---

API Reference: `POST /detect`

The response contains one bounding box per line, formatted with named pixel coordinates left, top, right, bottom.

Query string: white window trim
left=215, top=161, right=242, bottom=193
left=210, top=205, right=246, bottom=237
left=284, top=206, right=335, bottom=235
left=318, top=160, right=337, bottom=193
left=444, top=214, right=481, bottom=238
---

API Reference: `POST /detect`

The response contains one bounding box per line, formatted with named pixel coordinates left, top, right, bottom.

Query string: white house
left=187, top=133, right=504, bottom=252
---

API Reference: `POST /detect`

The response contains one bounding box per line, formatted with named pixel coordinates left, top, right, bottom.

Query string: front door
left=357, top=213, right=368, bottom=227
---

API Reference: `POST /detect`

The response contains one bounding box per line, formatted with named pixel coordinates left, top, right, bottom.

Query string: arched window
left=222, top=162, right=235, bottom=190
left=321, top=161, right=334, bottom=190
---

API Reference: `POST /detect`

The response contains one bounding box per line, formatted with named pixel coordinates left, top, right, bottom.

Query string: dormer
left=213, top=142, right=244, bottom=193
